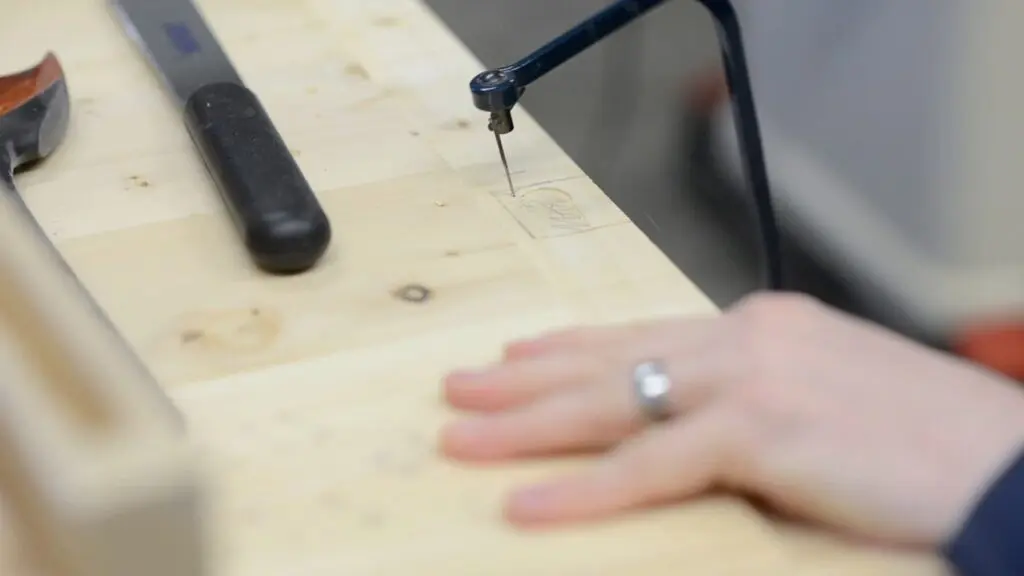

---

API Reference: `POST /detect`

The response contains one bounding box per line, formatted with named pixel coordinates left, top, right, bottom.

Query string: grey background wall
left=424, top=0, right=760, bottom=307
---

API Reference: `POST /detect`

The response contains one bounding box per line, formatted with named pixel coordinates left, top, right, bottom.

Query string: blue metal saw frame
left=468, top=0, right=782, bottom=291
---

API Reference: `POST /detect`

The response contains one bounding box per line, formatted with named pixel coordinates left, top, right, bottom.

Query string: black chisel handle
left=183, top=82, right=331, bottom=274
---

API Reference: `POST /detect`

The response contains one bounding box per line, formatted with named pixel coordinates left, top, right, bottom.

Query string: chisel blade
left=109, top=0, right=243, bottom=107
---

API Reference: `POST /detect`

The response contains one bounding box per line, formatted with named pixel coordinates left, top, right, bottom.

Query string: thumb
left=504, top=404, right=741, bottom=526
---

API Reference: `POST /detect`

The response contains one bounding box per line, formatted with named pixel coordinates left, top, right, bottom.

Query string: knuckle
left=582, top=404, right=633, bottom=443
left=729, top=372, right=809, bottom=437
left=732, top=376, right=779, bottom=415
left=730, top=292, right=824, bottom=346
left=580, top=362, right=640, bottom=441
left=717, top=295, right=825, bottom=439
left=734, top=291, right=821, bottom=322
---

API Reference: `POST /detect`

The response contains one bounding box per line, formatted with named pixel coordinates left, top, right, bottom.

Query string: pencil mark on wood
left=304, top=15, right=329, bottom=32
left=522, top=174, right=587, bottom=189
left=373, top=16, right=403, bottom=28
left=238, top=420, right=255, bottom=436
left=485, top=175, right=582, bottom=196
left=349, top=88, right=398, bottom=111
left=343, top=63, right=370, bottom=81
left=359, top=509, right=385, bottom=528
left=318, top=490, right=346, bottom=509
left=442, top=118, right=473, bottom=131
left=276, top=409, right=296, bottom=425
left=177, top=306, right=283, bottom=353
left=442, top=241, right=516, bottom=259
left=502, top=187, right=591, bottom=238
left=311, top=426, right=334, bottom=446
left=76, top=97, right=97, bottom=116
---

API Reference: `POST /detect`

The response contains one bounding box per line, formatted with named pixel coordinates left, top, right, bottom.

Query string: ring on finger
left=632, top=360, right=675, bottom=423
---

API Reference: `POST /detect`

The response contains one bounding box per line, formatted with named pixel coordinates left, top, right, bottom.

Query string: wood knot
left=393, top=284, right=431, bottom=304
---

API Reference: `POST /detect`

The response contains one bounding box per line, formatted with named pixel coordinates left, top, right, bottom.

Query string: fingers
left=503, top=322, right=665, bottom=360
left=441, top=382, right=638, bottom=460
left=446, top=317, right=720, bottom=414
left=504, top=404, right=744, bottom=526
left=441, top=317, right=747, bottom=528
left=444, top=353, right=606, bottom=413
left=441, top=353, right=727, bottom=461
left=503, top=317, right=716, bottom=362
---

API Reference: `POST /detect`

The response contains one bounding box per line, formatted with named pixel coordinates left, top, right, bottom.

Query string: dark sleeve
left=943, top=449, right=1024, bottom=575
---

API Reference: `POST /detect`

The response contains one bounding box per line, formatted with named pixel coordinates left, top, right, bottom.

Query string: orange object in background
left=0, top=53, right=62, bottom=116
left=955, top=323, right=1024, bottom=382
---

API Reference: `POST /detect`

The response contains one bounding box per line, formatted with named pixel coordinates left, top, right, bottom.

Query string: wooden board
left=0, top=0, right=943, bottom=574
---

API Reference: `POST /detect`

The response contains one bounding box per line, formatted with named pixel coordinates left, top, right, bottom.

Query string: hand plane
left=467, top=0, right=784, bottom=291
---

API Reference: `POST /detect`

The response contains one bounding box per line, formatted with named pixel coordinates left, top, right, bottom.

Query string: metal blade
left=494, top=132, right=515, bottom=197
left=109, top=0, right=243, bottom=107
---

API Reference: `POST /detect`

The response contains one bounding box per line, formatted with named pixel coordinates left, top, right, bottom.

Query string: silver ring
left=632, top=360, right=674, bottom=422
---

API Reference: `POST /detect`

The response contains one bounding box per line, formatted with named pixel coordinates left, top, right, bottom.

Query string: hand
left=438, top=293, right=1024, bottom=547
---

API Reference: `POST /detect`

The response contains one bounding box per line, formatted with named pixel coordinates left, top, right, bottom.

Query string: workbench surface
left=1, top=0, right=945, bottom=574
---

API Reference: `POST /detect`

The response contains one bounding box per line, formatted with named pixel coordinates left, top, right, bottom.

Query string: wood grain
left=0, top=0, right=941, bottom=574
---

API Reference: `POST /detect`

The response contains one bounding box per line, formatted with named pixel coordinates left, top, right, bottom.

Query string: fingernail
left=448, top=417, right=488, bottom=438
left=442, top=419, right=502, bottom=460
left=512, top=481, right=561, bottom=504
left=509, top=485, right=557, bottom=514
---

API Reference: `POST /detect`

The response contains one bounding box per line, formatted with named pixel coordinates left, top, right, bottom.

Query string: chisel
left=110, top=0, right=331, bottom=274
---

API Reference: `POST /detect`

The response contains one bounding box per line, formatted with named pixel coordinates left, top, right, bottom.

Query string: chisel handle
left=184, top=82, right=331, bottom=274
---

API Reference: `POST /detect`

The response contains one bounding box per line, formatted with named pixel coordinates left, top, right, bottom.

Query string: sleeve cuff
left=943, top=448, right=1024, bottom=576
